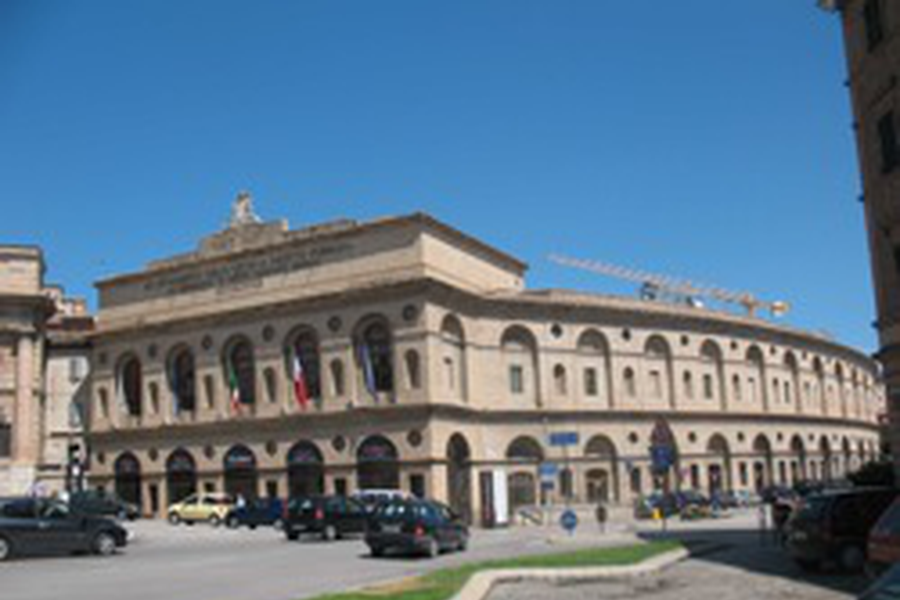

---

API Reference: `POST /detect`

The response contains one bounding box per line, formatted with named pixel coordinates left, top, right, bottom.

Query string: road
left=0, top=519, right=633, bottom=600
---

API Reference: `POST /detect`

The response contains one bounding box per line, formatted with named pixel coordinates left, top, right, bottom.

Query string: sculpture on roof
left=229, top=191, right=261, bottom=228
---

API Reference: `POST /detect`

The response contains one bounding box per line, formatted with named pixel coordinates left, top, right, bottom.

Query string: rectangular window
left=703, top=374, right=714, bottom=400
left=732, top=376, right=742, bottom=402
left=865, top=0, right=885, bottom=52
left=409, top=474, right=426, bottom=499
left=739, top=462, right=748, bottom=487
left=584, top=368, right=599, bottom=397
left=650, top=370, right=662, bottom=398
left=878, top=111, right=898, bottom=173
left=69, top=358, right=83, bottom=382
left=0, top=422, right=10, bottom=457
left=509, top=365, right=524, bottom=394
left=748, top=377, right=756, bottom=403
left=444, top=357, right=454, bottom=391
left=683, top=373, right=694, bottom=400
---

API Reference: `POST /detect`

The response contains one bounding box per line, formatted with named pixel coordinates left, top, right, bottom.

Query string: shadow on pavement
left=638, top=526, right=868, bottom=597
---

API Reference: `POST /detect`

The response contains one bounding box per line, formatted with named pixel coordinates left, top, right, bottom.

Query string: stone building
left=85, top=199, right=883, bottom=524
left=0, top=246, right=92, bottom=496
left=822, top=0, right=900, bottom=474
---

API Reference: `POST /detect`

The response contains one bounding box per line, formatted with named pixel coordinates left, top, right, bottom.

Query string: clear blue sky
left=0, top=1, right=873, bottom=350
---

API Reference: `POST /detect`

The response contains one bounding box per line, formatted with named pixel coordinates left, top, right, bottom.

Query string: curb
left=449, top=546, right=690, bottom=600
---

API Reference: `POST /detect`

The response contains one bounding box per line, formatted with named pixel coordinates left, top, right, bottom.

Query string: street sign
left=560, top=509, right=579, bottom=534
left=549, top=431, right=580, bottom=447
left=539, top=462, right=559, bottom=481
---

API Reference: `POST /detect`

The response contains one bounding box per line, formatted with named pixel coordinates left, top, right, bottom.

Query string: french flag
left=292, top=354, right=310, bottom=409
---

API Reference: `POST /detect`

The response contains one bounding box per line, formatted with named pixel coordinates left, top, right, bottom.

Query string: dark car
left=68, top=490, right=139, bottom=521
left=283, top=495, right=369, bottom=541
left=227, top=497, right=285, bottom=530
left=867, top=496, right=900, bottom=579
left=0, top=497, right=128, bottom=561
left=365, top=498, right=468, bottom=558
left=786, top=488, right=898, bottom=572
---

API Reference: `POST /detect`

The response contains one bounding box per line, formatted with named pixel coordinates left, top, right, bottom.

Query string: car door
left=180, top=496, right=201, bottom=521
left=38, top=501, right=86, bottom=553
left=1, top=499, right=41, bottom=555
left=343, top=498, right=368, bottom=534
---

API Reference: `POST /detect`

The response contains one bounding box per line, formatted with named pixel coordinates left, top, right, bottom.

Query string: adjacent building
left=822, top=0, right=900, bottom=474
left=85, top=197, right=883, bottom=524
left=0, top=246, right=92, bottom=496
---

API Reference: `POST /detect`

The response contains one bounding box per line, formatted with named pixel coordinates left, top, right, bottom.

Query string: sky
left=0, top=1, right=874, bottom=350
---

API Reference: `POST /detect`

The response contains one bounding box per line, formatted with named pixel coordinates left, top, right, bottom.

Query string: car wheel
left=249, top=524, right=257, bottom=531
left=227, top=516, right=240, bottom=529
left=370, top=545, right=384, bottom=558
left=168, top=513, right=181, bottom=526
left=322, top=525, right=337, bottom=542
left=286, top=530, right=300, bottom=541
left=93, top=532, right=117, bottom=557
left=0, top=535, right=12, bottom=561
left=210, top=515, right=222, bottom=528
left=457, top=535, right=468, bottom=552
left=272, top=519, right=284, bottom=531
left=426, top=537, right=439, bottom=559
left=839, top=545, right=865, bottom=573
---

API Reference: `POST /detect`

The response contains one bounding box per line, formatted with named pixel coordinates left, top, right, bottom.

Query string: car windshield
left=794, top=496, right=830, bottom=520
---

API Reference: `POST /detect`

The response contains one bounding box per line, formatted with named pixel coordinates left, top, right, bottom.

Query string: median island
left=308, top=540, right=683, bottom=600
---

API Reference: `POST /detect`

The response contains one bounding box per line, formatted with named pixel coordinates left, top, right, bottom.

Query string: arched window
left=813, top=357, right=827, bottom=414
left=168, top=347, right=196, bottom=413
left=357, top=435, right=399, bottom=490
left=501, top=326, right=539, bottom=405
left=644, top=335, right=673, bottom=405
left=118, top=356, right=143, bottom=417
left=357, top=319, right=394, bottom=394
left=441, top=315, right=467, bottom=400
left=0, top=420, right=10, bottom=457
left=745, top=346, right=766, bottom=407
left=285, top=328, right=322, bottom=400
left=287, top=440, right=325, bottom=497
left=577, top=330, right=610, bottom=403
left=223, top=338, right=255, bottom=408
left=623, top=367, right=637, bottom=398
left=732, top=374, right=742, bottom=402
left=553, top=364, right=567, bottom=396
left=263, top=367, right=278, bottom=404
left=330, top=359, right=345, bottom=397
left=406, top=350, right=422, bottom=390
left=699, top=340, right=724, bottom=405
left=166, top=449, right=197, bottom=505
left=683, top=371, right=694, bottom=400
left=783, top=351, right=800, bottom=409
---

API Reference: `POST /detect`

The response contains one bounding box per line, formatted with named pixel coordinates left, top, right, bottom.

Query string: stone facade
left=823, top=0, right=900, bottom=475
left=0, top=246, right=92, bottom=496
left=85, top=205, right=883, bottom=524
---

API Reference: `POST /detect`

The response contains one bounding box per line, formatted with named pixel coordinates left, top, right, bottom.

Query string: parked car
left=68, top=490, right=139, bottom=521
left=366, top=498, right=468, bottom=558
left=351, top=489, right=408, bottom=514
left=860, top=562, right=900, bottom=599
left=761, top=485, right=795, bottom=505
left=227, top=497, right=285, bottom=530
left=167, top=493, right=235, bottom=526
left=283, top=495, right=369, bottom=541
left=867, top=496, right=900, bottom=578
left=0, top=497, right=128, bottom=561
left=786, top=488, right=898, bottom=572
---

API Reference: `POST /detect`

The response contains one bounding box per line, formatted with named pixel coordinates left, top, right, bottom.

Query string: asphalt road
left=0, top=519, right=633, bottom=600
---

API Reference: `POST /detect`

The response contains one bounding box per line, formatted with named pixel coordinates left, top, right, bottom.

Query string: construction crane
left=548, top=254, right=790, bottom=319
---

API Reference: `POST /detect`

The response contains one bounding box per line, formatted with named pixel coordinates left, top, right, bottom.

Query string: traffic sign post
left=560, top=508, right=578, bottom=536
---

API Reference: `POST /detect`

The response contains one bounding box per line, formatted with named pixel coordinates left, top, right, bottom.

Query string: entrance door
left=446, top=434, right=472, bottom=523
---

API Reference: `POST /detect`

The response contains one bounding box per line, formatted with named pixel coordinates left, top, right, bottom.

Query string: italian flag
left=228, top=362, right=242, bottom=415
left=292, top=354, right=310, bottom=409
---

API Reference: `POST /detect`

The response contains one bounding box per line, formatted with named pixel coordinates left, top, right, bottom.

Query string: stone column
left=14, top=334, right=39, bottom=466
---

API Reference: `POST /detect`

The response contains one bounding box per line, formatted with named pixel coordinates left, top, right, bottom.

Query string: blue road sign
left=560, top=509, right=579, bottom=534
left=549, top=432, right=580, bottom=447
left=539, top=462, right=559, bottom=480
left=650, top=445, right=675, bottom=474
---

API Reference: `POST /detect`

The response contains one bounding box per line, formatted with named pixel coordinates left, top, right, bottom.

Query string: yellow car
left=167, top=493, right=234, bottom=526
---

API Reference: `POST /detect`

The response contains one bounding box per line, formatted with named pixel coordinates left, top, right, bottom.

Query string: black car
left=366, top=498, right=468, bottom=558
left=68, top=490, right=140, bottom=521
left=786, top=487, right=899, bottom=572
left=227, top=498, right=285, bottom=530
left=283, top=495, right=369, bottom=541
left=0, top=497, right=128, bottom=561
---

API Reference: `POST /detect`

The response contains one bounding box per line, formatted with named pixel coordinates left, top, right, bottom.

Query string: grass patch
left=308, top=540, right=681, bottom=600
